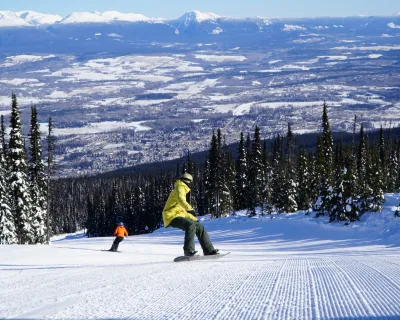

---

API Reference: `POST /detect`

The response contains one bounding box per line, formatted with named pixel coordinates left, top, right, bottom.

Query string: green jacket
left=162, top=180, right=197, bottom=227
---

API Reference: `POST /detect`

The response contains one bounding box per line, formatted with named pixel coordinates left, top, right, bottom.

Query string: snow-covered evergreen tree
left=235, top=132, right=248, bottom=210
left=133, top=184, right=146, bottom=234
left=0, top=125, right=16, bottom=244
left=330, top=173, right=346, bottom=222
left=223, top=148, right=236, bottom=215
left=203, top=158, right=211, bottom=215
left=314, top=137, right=329, bottom=215
left=314, top=103, right=335, bottom=217
left=28, top=105, right=47, bottom=243
left=282, top=123, right=298, bottom=213
left=187, top=151, right=197, bottom=208
left=307, top=154, right=319, bottom=211
left=45, top=116, right=56, bottom=242
left=329, top=140, right=347, bottom=222
left=205, top=129, right=231, bottom=217
left=0, top=115, right=7, bottom=159
left=378, top=126, right=388, bottom=191
left=261, top=140, right=272, bottom=214
left=8, top=94, right=33, bottom=244
left=245, top=132, right=251, bottom=165
left=217, top=132, right=233, bottom=217
left=195, top=166, right=207, bottom=216
left=247, top=126, right=263, bottom=216
left=109, top=182, right=122, bottom=226
left=342, top=145, right=361, bottom=222
left=357, top=123, right=371, bottom=213
left=271, top=135, right=285, bottom=212
left=206, top=131, right=218, bottom=217
left=369, top=146, right=385, bottom=212
left=297, top=148, right=311, bottom=211
left=387, top=138, right=399, bottom=192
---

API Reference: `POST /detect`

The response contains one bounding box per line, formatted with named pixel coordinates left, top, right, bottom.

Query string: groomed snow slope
left=2, top=194, right=400, bottom=319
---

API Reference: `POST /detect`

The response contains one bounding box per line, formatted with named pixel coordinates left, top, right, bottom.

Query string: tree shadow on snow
left=51, top=232, right=87, bottom=242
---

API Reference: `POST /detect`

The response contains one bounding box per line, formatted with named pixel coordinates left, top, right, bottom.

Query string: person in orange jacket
left=109, top=222, right=128, bottom=252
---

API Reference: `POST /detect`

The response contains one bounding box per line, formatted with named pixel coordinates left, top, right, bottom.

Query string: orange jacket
left=114, top=226, right=128, bottom=237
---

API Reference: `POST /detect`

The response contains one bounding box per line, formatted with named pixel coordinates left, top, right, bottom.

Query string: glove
left=187, top=209, right=197, bottom=216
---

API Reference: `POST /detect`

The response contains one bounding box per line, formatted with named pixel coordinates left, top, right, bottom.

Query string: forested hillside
left=50, top=103, right=399, bottom=237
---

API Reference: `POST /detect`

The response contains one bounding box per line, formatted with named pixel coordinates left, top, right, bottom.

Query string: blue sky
left=1, top=0, right=399, bottom=19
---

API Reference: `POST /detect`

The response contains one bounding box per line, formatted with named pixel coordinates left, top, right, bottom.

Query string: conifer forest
left=0, top=94, right=55, bottom=244
left=1, top=97, right=398, bottom=243
left=51, top=103, right=395, bottom=238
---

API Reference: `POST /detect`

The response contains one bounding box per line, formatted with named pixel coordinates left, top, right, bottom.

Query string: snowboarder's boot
left=184, top=250, right=198, bottom=257
left=204, top=249, right=219, bottom=256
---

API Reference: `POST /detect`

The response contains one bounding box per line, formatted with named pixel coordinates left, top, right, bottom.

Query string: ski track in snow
left=3, top=256, right=400, bottom=319
left=2, top=198, right=400, bottom=319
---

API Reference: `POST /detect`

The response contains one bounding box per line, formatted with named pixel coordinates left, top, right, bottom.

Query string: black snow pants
left=110, top=236, right=124, bottom=251
left=169, top=217, right=215, bottom=255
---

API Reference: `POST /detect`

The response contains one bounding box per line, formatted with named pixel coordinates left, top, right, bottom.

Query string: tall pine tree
left=235, top=132, right=248, bottom=210
left=297, top=147, right=311, bottom=211
left=283, top=123, right=298, bottom=213
left=314, top=102, right=334, bottom=217
left=28, top=105, right=47, bottom=243
left=261, top=140, right=272, bottom=214
left=0, top=123, right=16, bottom=244
left=247, top=126, right=263, bottom=216
left=46, top=116, right=56, bottom=242
left=8, top=93, right=33, bottom=244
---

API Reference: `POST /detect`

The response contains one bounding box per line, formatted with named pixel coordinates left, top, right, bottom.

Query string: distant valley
left=0, top=10, right=399, bottom=176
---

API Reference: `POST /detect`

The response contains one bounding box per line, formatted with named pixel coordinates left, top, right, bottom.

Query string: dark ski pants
left=110, top=236, right=124, bottom=251
left=169, top=217, right=215, bottom=254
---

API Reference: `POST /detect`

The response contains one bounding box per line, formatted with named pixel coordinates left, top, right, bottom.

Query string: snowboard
left=174, top=252, right=230, bottom=262
left=101, top=250, right=121, bottom=253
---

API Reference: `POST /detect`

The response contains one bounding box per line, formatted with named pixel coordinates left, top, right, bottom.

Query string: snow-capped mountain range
left=59, top=11, right=154, bottom=24
left=1, top=9, right=399, bottom=27
left=0, top=11, right=62, bottom=26
left=0, top=9, right=399, bottom=46
left=0, top=10, right=222, bottom=26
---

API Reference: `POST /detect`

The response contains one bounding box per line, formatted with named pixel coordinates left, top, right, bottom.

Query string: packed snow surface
left=2, top=194, right=400, bottom=319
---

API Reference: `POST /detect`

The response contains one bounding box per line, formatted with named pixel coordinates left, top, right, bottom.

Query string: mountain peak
left=60, top=12, right=105, bottom=24
left=0, top=11, right=30, bottom=27
left=60, top=11, right=150, bottom=24
left=178, top=10, right=221, bottom=23
left=100, top=11, right=150, bottom=22
left=17, top=11, right=62, bottom=25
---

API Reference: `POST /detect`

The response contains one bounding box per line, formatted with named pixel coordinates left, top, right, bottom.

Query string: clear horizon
left=0, top=0, right=399, bottom=19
